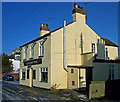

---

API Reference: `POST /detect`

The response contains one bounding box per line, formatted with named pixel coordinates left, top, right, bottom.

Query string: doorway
left=86, top=68, right=93, bottom=92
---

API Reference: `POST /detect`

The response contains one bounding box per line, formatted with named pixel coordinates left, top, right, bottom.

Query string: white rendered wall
left=9, top=59, right=20, bottom=71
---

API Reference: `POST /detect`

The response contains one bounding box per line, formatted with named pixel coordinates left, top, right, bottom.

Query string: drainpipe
left=63, top=19, right=68, bottom=72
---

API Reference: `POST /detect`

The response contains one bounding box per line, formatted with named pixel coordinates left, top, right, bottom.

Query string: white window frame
left=109, top=65, right=115, bottom=80
left=30, top=44, right=34, bottom=59
left=91, top=42, right=97, bottom=54
left=39, top=41, right=44, bottom=57
left=24, top=46, right=27, bottom=59
left=39, top=67, right=48, bottom=82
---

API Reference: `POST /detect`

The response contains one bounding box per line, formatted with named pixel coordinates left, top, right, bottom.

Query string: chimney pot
left=43, top=23, right=45, bottom=27
left=74, top=3, right=78, bottom=9
left=46, top=23, right=48, bottom=27
left=81, top=7, right=83, bottom=9
left=78, top=5, right=80, bottom=8
left=41, top=23, right=43, bottom=27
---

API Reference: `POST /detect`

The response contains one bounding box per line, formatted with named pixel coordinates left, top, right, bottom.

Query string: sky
left=2, top=2, right=119, bottom=55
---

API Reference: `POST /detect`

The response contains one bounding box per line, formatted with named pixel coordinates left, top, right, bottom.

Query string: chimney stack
left=40, top=23, right=50, bottom=36
left=72, top=3, right=86, bottom=23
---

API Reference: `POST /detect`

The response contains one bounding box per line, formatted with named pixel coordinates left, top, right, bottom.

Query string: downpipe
left=63, top=19, right=68, bottom=72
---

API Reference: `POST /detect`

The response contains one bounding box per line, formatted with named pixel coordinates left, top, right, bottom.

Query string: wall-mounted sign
left=24, top=59, right=42, bottom=66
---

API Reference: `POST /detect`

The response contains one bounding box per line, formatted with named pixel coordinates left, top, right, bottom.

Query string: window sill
left=39, top=81, right=48, bottom=83
left=29, top=58, right=33, bottom=60
left=38, top=56, right=44, bottom=58
left=23, top=59, right=26, bottom=61
left=21, top=79, right=25, bottom=80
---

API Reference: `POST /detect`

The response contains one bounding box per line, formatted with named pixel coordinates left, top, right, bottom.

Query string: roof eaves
left=101, top=38, right=119, bottom=47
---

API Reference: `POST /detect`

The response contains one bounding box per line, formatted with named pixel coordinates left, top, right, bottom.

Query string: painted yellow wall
left=67, top=68, right=79, bottom=89
left=51, top=28, right=68, bottom=89
left=106, top=45, right=118, bottom=60
left=81, top=53, right=94, bottom=66
left=20, top=35, right=51, bottom=89
left=40, top=30, right=50, bottom=37
left=89, top=81, right=105, bottom=99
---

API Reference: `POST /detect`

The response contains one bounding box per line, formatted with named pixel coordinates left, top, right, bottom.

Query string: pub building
left=19, top=3, right=120, bottom=89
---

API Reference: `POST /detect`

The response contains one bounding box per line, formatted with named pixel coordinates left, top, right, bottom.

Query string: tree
left=2, top=53, right=13, bottom=74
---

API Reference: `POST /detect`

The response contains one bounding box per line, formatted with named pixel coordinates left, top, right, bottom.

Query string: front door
left=86, top=68, right=92, bottom=92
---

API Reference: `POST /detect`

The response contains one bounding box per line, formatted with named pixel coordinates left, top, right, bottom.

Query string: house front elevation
left=19, top=3, right=120, bottom=89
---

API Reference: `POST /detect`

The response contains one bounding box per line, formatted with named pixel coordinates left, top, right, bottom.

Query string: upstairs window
left=105, top=47, right=108, bottom=58
left=91, top=43, right=97, bottom=54
left=24, top=46, right=27, bottom=59
left=97, top=39, right=100, bottom=44
left=39, top=41, right=44, bottom=57
left=30, top=44, right=34, bottom=59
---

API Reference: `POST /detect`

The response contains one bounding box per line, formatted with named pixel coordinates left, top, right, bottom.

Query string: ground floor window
left=21, top=69, right=26, bottom=80
left=32, top=70, right=36, bottom=79
left=27, top=69, right=29, bottom=79
left=40, top=67, right=48, bottom=83
left=109, top=65, right=115, bottom=80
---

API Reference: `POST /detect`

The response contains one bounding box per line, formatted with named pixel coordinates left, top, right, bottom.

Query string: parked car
left=2, top=75, right=14, bottom=81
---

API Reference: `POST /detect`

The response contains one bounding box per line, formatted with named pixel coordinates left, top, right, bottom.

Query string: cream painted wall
left=67, top=68, right=79, bottom=89
left=51, top=28, right=68, bottom=89
left=81, top=53, right=94, bottom=66
left=40, top=30, right=50, bottom=37
left=72, top=13, right=102, bottom=56
left=106, top=45, right=118, bottom=60
left=20, top=35, right=51, bottom=89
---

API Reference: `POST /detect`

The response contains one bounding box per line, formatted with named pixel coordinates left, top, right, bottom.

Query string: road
left=2, top=80, right=120, bottom=101
left=2, top=80, right=62, bottom=101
